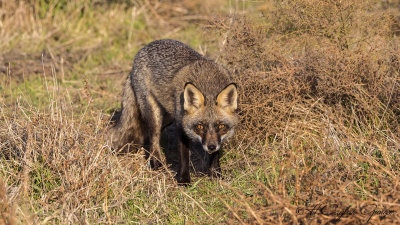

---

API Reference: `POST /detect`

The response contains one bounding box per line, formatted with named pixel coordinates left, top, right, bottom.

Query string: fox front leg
left=177, top=128, right=191, bottom=184
left=143, top=95, right=163, bottom=170
left=208, top=151, right=222, bottom=178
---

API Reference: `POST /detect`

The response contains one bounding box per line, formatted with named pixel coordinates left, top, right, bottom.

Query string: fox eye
left=196, top=124, right=204, bottom=130
left=218, top=124, right=225, bottom=129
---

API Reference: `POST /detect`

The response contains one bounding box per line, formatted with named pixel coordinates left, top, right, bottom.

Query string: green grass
left=1, top=0, right=399, bottom=224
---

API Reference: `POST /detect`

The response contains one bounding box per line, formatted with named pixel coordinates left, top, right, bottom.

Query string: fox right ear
left=184, top=83, right=205, bottom=114
left=216, top=83, right=237, bottom=113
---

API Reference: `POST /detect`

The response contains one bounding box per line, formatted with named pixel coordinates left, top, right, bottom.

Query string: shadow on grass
left=161, top=123, right=215, bottom=175
left=109, top=108, right=214, bottom=175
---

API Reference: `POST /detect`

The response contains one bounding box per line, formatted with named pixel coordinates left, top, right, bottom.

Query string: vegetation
left=1, top=0, right=399, bottom=223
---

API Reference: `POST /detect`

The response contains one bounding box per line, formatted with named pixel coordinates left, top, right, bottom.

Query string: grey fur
left=107, top=75, right=145, bottom=151
left=106, top=39, right=238, bottom=183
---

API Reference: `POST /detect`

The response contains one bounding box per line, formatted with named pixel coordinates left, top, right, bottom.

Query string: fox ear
left=216, top=83, right=237, bottom=113
left=184, top=83, right=205, bottom=113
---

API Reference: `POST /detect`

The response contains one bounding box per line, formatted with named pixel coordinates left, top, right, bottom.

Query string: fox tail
left=106, top=75, right=145, bottom=152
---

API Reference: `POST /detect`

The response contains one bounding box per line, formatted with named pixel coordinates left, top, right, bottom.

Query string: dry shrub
left=0, top=179, right=16, bottom=225
left=208, top=0, right=400, bottom=223
left=0, top=102, right=178, bottom=223
left=214, top=2, right=400, bottom=143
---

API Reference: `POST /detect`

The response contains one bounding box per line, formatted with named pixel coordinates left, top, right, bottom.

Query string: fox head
left=182, top=82, right=238, bottom=154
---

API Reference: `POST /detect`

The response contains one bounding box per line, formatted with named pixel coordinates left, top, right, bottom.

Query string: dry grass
left=1, top=0, right=400, bottom=224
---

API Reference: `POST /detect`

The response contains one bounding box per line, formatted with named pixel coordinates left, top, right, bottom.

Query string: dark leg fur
left=177, top=127, right=191, bottom=184
left=208, top=151, right=222, bottom=178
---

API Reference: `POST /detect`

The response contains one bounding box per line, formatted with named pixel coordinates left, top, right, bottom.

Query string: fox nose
left=208, top=145, right=216, bottom=151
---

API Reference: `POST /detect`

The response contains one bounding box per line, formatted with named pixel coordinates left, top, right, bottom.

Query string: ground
left=0, top=0, right=399, bottom=224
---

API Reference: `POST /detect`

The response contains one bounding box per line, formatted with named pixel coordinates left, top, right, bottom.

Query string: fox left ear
left=184, top=83, right=205, bottom=114
left=216, top=83, right=237, bottom=113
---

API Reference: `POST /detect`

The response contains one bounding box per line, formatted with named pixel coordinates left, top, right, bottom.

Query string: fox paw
left=176, top=174, right=191, bottom=185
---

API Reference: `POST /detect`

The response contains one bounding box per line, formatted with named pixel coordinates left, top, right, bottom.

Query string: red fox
left=107, top=39, right=238, bottom=184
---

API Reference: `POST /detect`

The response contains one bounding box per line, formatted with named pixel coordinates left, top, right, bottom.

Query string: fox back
left=131, top=39, right=237, bottom=150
